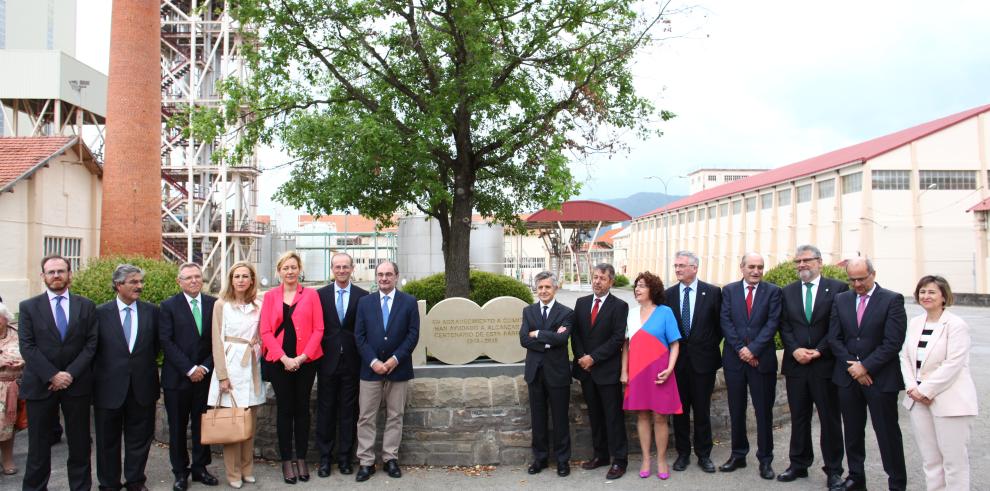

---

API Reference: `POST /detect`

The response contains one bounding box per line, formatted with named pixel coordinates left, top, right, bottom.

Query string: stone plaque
left=421, top=296, right=528, bottom=365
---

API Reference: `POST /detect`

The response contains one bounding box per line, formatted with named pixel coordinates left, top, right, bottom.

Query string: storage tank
left=397, top=215, right=505, bottom=281
left=295, top=221, right=334, bottom=283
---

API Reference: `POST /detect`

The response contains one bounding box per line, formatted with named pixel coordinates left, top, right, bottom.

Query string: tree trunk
left=442, top=171, right=474, bottom=298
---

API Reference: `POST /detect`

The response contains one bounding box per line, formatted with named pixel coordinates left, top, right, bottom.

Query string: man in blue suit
left=719, top=252, right=781, bottom=480
left=353, top=261, right=420, bottom=483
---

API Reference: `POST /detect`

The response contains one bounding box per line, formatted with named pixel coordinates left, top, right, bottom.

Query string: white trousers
left=908, top=403, right=973, bottom=491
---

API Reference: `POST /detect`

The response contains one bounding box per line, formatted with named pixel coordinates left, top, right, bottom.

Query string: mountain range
left=595, top=191, right=684, bottom=218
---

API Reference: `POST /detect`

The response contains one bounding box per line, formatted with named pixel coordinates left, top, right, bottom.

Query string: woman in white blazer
left=899, top=275, right=978, bottom=491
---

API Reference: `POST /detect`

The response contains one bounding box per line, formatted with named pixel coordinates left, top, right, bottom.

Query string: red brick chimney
left=100, top=0, right=162, bottom=257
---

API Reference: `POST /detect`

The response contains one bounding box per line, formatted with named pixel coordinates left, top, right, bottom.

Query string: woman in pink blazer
left=260, top=251, right=324, bottom=483
left=899, top=275, right=977, bottom=491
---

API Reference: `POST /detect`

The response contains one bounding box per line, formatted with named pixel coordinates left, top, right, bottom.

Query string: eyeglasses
left=44, top=269, right=68, bottom=277
left=793, top=257, right=820, bottom=265
left=848, top=273, right=874, bottom=284
left=673, top=264, right=696, bottom=269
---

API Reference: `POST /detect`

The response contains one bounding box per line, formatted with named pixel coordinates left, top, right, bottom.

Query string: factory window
left=777, top=189, right=791, bottom=206
left=745, top=196, right=757, bottom=212
left=44, top=236, right=83, bottom=272
left=872, top=170, right=910, bottom=190
left=919, top=170, right=977, bottom=190
left=724, top=175, right=745, bottom=182
left=760, top=193, right=773, bottom=210
left=732, top=200, right=741, bottom=215
left=719, top=203, right=729, bottom=216
left=842, top=172, right=862, bottom=194
left=796, top=185, right=812, bottom=203
left=687, top=210, right=694, bottom=223
left=708, top=175, right=717, bottom=181
left=817, top=179, right=835, bottom=199
left=708, top=206, right=716, bottom=219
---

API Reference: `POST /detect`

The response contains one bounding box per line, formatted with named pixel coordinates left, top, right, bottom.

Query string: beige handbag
left=201, top=392, right=254, bottom=445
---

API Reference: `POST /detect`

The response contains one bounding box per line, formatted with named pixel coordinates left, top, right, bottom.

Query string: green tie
left=804, top=283, right=813, bottom=323
left=191, top=298, right=202, bottom=335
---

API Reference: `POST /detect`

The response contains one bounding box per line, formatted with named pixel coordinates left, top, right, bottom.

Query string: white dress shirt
left=47, top=289, right=70, bottom=325
left=116, top=297, right=139, bottom=353
left=183, top=292, right=209, bottom=376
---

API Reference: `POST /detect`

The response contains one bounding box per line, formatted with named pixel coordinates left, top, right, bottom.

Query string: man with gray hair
left=94, top=264, right=161, bottom=491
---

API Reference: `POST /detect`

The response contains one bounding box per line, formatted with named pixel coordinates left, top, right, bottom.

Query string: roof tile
left=0, top=136, right=76, bottom=190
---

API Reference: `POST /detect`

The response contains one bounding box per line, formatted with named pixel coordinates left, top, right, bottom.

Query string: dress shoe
left=227, top=481, right=242, bottom=490
left=556, top=461, right=570, bottom=477
left=837, top=477, right=867, bottom=491
left=776, top=467, right=808, bottom=482
left=338, top=461, right=354, bottom=475
left=192, top=470, right=220, bottom=486
left=527, top=460, right=548, bottom=474
left=281, top=461, right=297, bottom=485
left=242, top=476, right=256, bottom=484
left=605, top=464, right=626, bottom=480
left=355, top=465, right=375, bottom=482
left=295, top=460, right=310, bottom=482
left=826, top=473, right=844, bottom=489
left=318, top=460, right=332, bottom=478
left=718, top=457, right=747, bottom=472
left=697, top=457, right=716, bottom=473
left=759, top=462, right=775, bottom=480
left=581, top=457, right=609, bottom=470
left=384, top=459, right=402, bottom=478
left=172, top=477, right=188, bottom=491
left=672, top=454, right=690, bottom=471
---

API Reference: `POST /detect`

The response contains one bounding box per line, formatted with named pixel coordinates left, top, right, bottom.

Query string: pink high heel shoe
left=658, top=471, right=670, bottom=480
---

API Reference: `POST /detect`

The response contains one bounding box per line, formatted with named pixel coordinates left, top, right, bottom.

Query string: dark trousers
left=724, top=366, right=776, bottom=463
left=785, top=374, right=844, bottom=474
left=527, top=367, right=571, bottom=464
left=94, top=388, right=156, bottom=490
left=268, top=361, right=318, bottom=460
left=672, top=366, right=716, bottom=459
left=315, top=367, right=359, bottom=464
left=164, top=380, right=213, bottom=477
left=578, top=378, right=627, bottom=465
left=837, top=384, right=906, bottom=490
left=24, top=394, right=92, bottom=491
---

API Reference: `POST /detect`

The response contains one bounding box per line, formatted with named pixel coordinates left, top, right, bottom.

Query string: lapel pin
left=701, top=292, right=706, bottom=296
left=825, top=288, right=829, bottom=292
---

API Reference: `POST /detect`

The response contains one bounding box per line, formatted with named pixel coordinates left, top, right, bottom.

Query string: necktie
left=804, top=283, right=814, bottom=323
left=856, top=294, right=870, bottom=326
left=590, top=298, right=601, bottom=326
left=54, top=295, right=68, bottom=340
left=337, top=289, right=346, bottom=323
left=123, top=306, right=133, bottom=351
left=682, top=287, right=692, bottom=335
left=542, top=305, right=549, bottom=323
left=191, top=298, right=202, bottom=335
left=745, top=285, right=755, bottom=318
left=381, top=295, right=390, bottom=332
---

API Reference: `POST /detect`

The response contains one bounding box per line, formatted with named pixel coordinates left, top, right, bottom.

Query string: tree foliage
left=218, top=0, right=676, bottom=297
left=403, top=270, right=534, bottom=310
left=762, top=260, right=850, bottom=288
left=72, top=256, right=181, bottom=306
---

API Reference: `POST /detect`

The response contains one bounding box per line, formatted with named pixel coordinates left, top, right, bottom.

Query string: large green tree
left=222, top=0, right=675, bottom=297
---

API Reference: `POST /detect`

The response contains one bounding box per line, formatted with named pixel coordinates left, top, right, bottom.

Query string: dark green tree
left=221, top=0, right=676, bottom=297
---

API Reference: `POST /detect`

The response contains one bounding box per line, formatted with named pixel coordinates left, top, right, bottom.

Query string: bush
left=403, top=270, right=534, bottom=310
left=72, top=256, right=181, bottom=306
left=763, top=259, right=849, bottom=350
left=613, top=274, right=630, bottom=288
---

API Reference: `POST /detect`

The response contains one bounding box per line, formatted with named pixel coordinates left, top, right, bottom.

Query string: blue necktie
left=54, top=295, right=68, bottom=340
left=337, top=289, right=346, bottom=323
left=681, top=287, right=692, bottom=335
left=381, top=295, right=390, bottom=332
left=123, top=306, right=133, bottom=351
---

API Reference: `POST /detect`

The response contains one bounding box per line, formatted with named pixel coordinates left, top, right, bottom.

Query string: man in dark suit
left=19, top=254, right=98, bottom=491
left=94, top=264, right=162, bottom=491
left=778, top=245, right=847, bottom=488
left=664, top=250, right=722, bottom=474
left=353, top=261, right=420, bottom=482
left=571, top=263, right=628, bottom=479
left=520, top=271, right=575, bottom=477
left=315, top=253, right=369, bottom=477
left=159, top=263, right=220, bottom=490
left=827, top=258, right=907, bottom=491
left=719, top=252, right=781, bottom=480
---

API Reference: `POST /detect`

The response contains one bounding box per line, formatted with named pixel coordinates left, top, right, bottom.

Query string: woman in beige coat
left=899, top=275, right=978, bottom=491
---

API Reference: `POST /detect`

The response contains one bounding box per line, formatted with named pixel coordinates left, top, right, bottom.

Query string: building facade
left=687, top=168, right=767, bottom=194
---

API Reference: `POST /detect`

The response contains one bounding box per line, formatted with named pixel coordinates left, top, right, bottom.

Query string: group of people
left=8, top=251, right=418, bottom=491
left=520, top=247, right=977, bottom=491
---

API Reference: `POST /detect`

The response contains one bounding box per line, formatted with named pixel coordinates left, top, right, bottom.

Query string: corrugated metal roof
left=640, top=104, right=990, bottom=218
left=526, top=200, right=632, bottom=225
left=967, top=197, right=990, bottom=212
left=0, top=136, right=77, bottom=192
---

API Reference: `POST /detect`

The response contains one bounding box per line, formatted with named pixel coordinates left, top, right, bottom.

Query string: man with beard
left=19, top=254, right=98, bottom=491
left=94, top=264, right=161, bottom=491
left=778, top=245, right=846, bottom=488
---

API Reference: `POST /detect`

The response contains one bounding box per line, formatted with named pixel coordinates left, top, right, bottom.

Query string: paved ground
left=8, top=291, right=989, bottom=490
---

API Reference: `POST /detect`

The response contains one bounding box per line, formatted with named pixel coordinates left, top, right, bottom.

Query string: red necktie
left=590, top=298, right=601, bottom=326
left=745, top=285, right=755, bottom=318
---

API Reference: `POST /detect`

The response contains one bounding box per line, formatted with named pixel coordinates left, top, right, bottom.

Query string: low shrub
left=403, top=270, right=534, bottom=310
left=72, top=255, right=181, bottom=306
left=613, top=274, right=630, bottom=288
left=763, top=259, right=849, bottom=350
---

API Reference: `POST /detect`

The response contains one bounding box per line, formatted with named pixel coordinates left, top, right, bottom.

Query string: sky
left=75, top=0, right=990, bottom=218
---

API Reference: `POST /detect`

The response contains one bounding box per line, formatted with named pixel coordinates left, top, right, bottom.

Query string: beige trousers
left=221, top=411, right=257, bottom=483
left=355, top=379, right=409, bottom=466
left=908, top=403, right=972, bottom=491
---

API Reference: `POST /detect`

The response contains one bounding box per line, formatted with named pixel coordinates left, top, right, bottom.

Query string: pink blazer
left=259, top=284, right=325, bottom=363
left=898, top=310, right=978, bottom=417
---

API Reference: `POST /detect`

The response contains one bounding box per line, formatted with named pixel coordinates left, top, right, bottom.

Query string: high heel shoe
left=639, top=470, right=651, bottom=478
left=282, top=460, right=297, bottom=485
left=657, top=472, right=670, bottom=480
left=296, top=459, right=310, bottom=482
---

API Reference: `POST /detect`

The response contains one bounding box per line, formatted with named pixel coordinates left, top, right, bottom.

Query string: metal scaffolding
left=160, top=0, right=263, bottom=289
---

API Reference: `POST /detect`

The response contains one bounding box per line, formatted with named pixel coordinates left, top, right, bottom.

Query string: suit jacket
left=316, top=283, right=369, bottom=376
left=720, top=280, right=781, bottom=374
left=17, top=292, right=99, bottom=400
left=94, top=299, right=161, bottom=408
left=827, top=284, right=906, bottom=391
left=520, top=301, right=574, bottom=387
left=898, top=310, right=978, bottom=416
left=259, top=284, right=325, bottom=363
left=665, top=280, right=723, bottom=374
left=159, top=292, right=216, bottom=390
left=780, top=277, right=848, bottom=378
left=571, top=293, right=627, bottom=385
left=354, top=289, right=420, bottom=381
